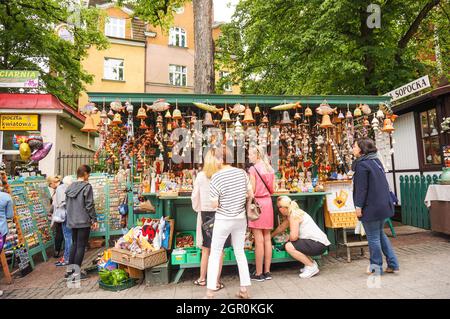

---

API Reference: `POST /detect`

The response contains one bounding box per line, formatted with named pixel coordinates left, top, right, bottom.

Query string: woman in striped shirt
left=205, top=147, right=253, bottom=299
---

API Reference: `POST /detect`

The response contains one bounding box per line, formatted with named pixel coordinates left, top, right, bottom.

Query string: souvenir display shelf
left=86, top=173, right=132, bottom=247
left=10, top=181, right=48, bottom=267
left=24, top=179, right=54, bottom=249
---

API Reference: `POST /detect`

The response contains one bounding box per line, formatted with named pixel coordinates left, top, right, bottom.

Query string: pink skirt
left=248, top=196, right=274, bottom=230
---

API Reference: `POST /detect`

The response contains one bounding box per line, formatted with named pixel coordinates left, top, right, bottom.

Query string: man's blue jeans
left=62, top=221, right=72, bottom=263
left=362, top=219, right=399, bottom=273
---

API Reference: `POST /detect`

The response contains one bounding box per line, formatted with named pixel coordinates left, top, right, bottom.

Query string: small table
left=425, top=185, right=450, bottom=235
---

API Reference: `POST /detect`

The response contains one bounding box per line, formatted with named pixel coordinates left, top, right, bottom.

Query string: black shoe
left=66, top=271, right=88, bottom=281
left=263, top=272, right=272, bottom=280
left=250, top=273, right=265, bottom=282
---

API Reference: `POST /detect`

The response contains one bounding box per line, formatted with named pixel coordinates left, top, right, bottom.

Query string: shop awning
left=0, top=93, right=85, bottom=123
left=87, top=92, right=391, bottom=107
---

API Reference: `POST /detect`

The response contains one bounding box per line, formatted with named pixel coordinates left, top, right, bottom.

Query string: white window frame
left=105, top=17, right=125, bottom=38
left=104, top=58, right=125, bottom=81
left=220, top=71, right=232, bottom=92
left=169, top=65, right=187, bottom=87
left=173, top=6, right=185, bottom=14
left=169, top=27, right=187, bottom=47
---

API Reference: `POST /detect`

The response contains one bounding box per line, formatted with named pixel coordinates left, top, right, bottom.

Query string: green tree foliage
left=216, top=0, right=449, bottom=95
left=120, top=0, right=187, bottom=31
left=0, top=0, right=109, bottom=107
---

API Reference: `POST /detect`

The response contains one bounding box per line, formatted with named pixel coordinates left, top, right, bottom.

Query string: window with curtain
left=420, top=108, right=442, bottom=166
left=105, top=17, right=125, bottom=38
left=104, top=58, right=124, bottom=81
left=168, top=27, right=187, bottom=47
left=169, top=65, right=187, bottom=86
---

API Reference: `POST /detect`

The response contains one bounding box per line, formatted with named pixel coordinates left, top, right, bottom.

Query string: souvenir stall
left=1, top=135, right=55, bottom=281
left=85, top=93, right=393, bottom=283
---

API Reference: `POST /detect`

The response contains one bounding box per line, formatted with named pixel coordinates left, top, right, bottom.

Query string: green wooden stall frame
left=89, top=92, right=392, bottom=283
left=137, top=192, right=331, bottom=284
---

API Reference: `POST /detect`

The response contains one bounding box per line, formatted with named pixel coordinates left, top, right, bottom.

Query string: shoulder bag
left=246, top=166, right=271, bottom=222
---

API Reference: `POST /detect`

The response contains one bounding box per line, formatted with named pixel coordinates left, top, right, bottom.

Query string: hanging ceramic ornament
left=173, top=100, right=182, bottom=120
left=304, top=106, right=313, bottom=117
left=165, top=110, right=172, bottom=119
left=361, top=104, right=371, bottom=115
left=125, top=101, right=133, bottom=114
left=371, top=116, right=379, bottom=131
left=354, top=105, right=362, bottom=117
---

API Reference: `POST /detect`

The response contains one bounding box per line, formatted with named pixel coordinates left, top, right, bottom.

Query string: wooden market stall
left=84, top=92, right=393, bottom=282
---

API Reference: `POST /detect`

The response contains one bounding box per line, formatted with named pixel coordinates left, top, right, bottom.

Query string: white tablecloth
left=424, top=185, right=450, bottom=207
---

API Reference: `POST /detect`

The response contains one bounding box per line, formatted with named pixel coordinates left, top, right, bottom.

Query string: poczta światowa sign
left=0, top=115, right=39, bottom=131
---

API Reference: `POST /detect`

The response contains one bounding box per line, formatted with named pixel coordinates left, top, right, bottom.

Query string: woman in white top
left=191, top=150, right=230, bottom=289
left=272, top=196, right=331, bottom=279
left=205, top=147, right=253, bottom=299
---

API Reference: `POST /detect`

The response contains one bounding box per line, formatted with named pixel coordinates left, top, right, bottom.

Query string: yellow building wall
left=79, top=43, right=145, bottom=109
left=148, top=2, right=195, bottom=49
left=79, top=7, right=145, bottom=110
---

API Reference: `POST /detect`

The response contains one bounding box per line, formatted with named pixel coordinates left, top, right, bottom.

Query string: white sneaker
left=0, top=290, right=3, bottom=297
left=301, top=261, right=318, bottom=273
left=299, top=263, right=319, bottom=279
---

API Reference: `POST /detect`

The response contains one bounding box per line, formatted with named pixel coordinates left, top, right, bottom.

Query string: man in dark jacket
left=352, top=138, right=399, bottom=275
left=65, top=165, right=98, bottom=280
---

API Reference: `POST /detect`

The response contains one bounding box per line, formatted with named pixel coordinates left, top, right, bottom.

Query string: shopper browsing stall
left=205, top=148, right=252, bottom=299
left=191, top=150, right=230, bottom=290
left=272, top=196, right=330, bottom=279
left=248, top=146, right=276, bottom=282
left=0, top=184, right=14, bottom=297
left=65, top=165, right=98, bottom=281
left=352, top=137, right=399, bottom=275
left=47, top=176, right=63, bottom=259
left=53, top=176, right=73, bottom=267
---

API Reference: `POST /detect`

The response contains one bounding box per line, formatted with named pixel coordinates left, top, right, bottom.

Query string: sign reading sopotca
left=0, top=114, right=39, bottom=131
left=384, top=75, right=431, bottom=102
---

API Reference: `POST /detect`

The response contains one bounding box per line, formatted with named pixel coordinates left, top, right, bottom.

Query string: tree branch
left=397, top=0, right=440, bottom=50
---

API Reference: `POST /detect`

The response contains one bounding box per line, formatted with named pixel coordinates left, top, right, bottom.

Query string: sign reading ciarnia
left=0, top=115, right=39, bottom=131
left=0, top=70, right=39, bottom=88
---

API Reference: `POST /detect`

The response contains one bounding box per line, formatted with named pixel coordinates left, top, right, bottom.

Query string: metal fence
left=57, top=151, right=96, bottom=177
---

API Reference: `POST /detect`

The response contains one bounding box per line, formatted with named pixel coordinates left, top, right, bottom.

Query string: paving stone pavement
left=1, top=229, right=450, bottom=299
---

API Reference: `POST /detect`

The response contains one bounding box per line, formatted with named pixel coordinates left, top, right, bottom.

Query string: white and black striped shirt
left=210, top=167, right=249, bottom=219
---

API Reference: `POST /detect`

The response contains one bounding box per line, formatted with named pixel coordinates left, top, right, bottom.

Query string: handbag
left=138, top=200, right=155, bottom=213
left=246, top=197, right=261, bottom=221
left=118, top=196, right=129, bottom=216
left=246, top=166, right=272, bottom=222
left=202, top=217, right=215, bottom=238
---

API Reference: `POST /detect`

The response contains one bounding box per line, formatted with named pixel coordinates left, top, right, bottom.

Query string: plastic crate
left=145, top=261, right=170, bottom=285
left=174, top=231, right=196, bottom=250
left=272, top=248, right=285, bottom=259
left=245, top=250, right=255, bottom=260
left=186, top=249, right=201, bottom=264
left=171, top=249, right=187, bottom=265
left=223, top=248, right=232, bottom=261
left=98, top=278, right=136, bottom=292
left=228, top=248, right=236, bottom=261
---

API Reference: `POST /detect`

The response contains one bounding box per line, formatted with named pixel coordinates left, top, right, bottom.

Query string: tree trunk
left=193, top=0, right=215, bottom=93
